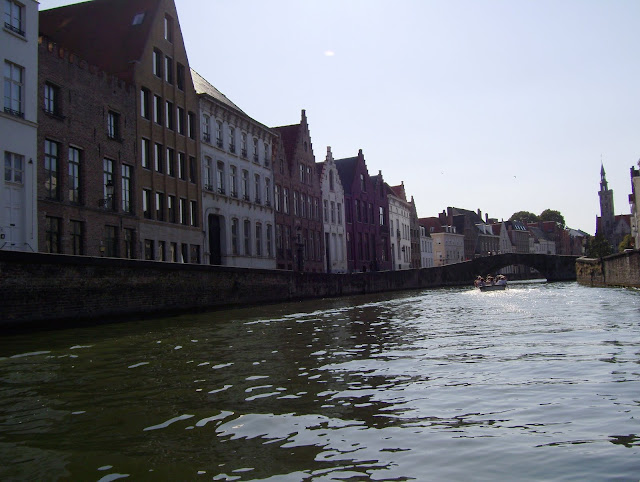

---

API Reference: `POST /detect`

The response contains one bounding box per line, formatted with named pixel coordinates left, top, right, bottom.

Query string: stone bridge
left=441, top=253, right=579, bottom=283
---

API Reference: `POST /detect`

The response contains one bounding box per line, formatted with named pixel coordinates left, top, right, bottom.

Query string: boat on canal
left=474, top=275, right=507, bottom=291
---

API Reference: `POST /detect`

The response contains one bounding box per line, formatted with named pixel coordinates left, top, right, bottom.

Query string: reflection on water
left=0, top=281, right=639, bottom=480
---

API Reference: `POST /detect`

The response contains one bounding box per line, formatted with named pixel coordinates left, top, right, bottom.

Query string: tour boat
left=478, top=283, right=507, bottom=292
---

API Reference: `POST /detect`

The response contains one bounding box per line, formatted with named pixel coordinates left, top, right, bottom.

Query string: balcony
left=229, top=145, right=236, bottom=154
left=241, top=148, right=248, bottom=158
left=255, top=197, right=262, bottom=205
left=265, top=200, right=271, bottom=207
left=230, top=190, right=238, bottom=198
left=203, top=183, right=214, bottom=191
left=4, top=106, right=24, bottom=118
left=243, top=194, right=250, bottom=201
left=4, top=22, right=25, bottom=37
left=216, top=138, right=223, bottom=148
left=203, top=133, right=211, bottom=143
left=217, top=187, right=226, bottom=195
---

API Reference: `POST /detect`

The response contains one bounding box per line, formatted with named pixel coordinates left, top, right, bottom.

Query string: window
left=132, top=12, right=145, bottom=26
left=188, top=112, right=195, bottom=139
left=179, top=197, right=187, bottom=225
left=44, top=140, right=59, bottom=199
left=360, top=173, right=366, bottom=192
left=241, top=132, right=247, bottom=158
left=143, top=189, right=152, bottom=219
left=4, top=0, right=24, bottom=36
left=203, top=157, right=212, bottom=190
left=4, top=151, right=23, bottom=184
left=178, top=152, right=186, bottom=180
left=324, top=200, right=329, bottom=222
left=307, top=196, right=312, bottom=220
left=153, top=49, right=163, bottom=77
left=231, top=218, right=239, bottom=255
left=255, top=223, right=262, bottom=256
left=202, top=115, right=210, bottom=142
left=189, top=156, right=197, bottom=183
left=155, top=192, right=165, bottom=221
left=141, top=138, right=150, bottom=169
left=165, top=101, right=174, bottom=130
left=216, top=120, right=223, bottom=147
left=379, top=206, right=385, bottom=226
left=4, top=61, right=24, bottom=117
left=104, top=225, right=118, bottom=257
left=299, top=164, right=304, bottom=183
left=170, top=242, right=177, bottom=262
left=153, top=95, right=162, bottom=124
left=123, top=228, right=135, bottom=259
left=166, top=147, right=175, bottom=176
left=241, top=169, right=249, bottom=201
left=68, top=147, right=80, bottom=203
left=164, top=56, right=173, bottom=84
left=331, top=201, right=336, bottom=223
left=309, top=231, right=314, bottom=260
left=122, top=164, right=132, bottom=213
left=266, top=224, right=273, bottom=257
left=285, top=226, right=291, bottom=250
left=265, top=178, right=271, bottom=206
left=216, top=161, right=225, bottom=194
left=190, top=245, right=200, bottom=264
left=301, top=193, right=306, bottom=218
left=329, top=170, right=334, bottom=191
left=293, top=191, right=298, bottom=216
left=274, top=184, right=280, bottom=211
left=276, top=224, right=282, bottom=250
left=176, top=106, right=185, bottom=134
left=244, top=219, right=251, bottom=255
left=283, top=187, right=289, bottom=214
left=107, top=111, right=120, bottom=139
left=264, top=142, right=270, bottom=166
left=337, top=203, right=342, bottom=224
left=167, top=195, right=176, bottom=222
left=103, top=158, right=115, bottom=210
left=44, top=83, right=60, bottom=116
left=164, top=14, right=173, bottom=42
left=228, top=126, right=235, bottom=153
left=229, top=165, right=238, bottom=197
left=314, top=198, right=319, bottom=220
left=181, top=243, right=188, bottom=263
left=144, top=239, right=154, bottom=260
left=254, top=173, right=261, bottom=203
left=158, top=240, right=166, bottom=261
left=253, top=138, right=259, bottom=163
left=45, top=216, right=61, bottom=253
left=176, top=62, right=185, bottom=91
left=70, top=220, right=83, bottom=255
left=154, top=143, right=163, bottom=172
left=140, top=87, right=150, bottom=119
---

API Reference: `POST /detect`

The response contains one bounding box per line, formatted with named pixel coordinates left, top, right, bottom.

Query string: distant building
left=387, top=183, right=412, bottom=270
left=1, top=0, right=38, bottom=252
left=419, top=225, right=434, bottom=268
left=596, top=163, right=631, bottom=251
left=193, top=70, right=276, bottom=268
left=317, top=147, right=347, bottom=273
left=272, top=110, right=324, bottom=272
left=409, top=196, right=421, bottom=269
left=419, top=217, right=464, bottom=267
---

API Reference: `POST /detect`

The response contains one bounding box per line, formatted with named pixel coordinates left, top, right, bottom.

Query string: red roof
left=40, top=0, right=161, bottom=83
left=418, top=217, right=443, bottom=233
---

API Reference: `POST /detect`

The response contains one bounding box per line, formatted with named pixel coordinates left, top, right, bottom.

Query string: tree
left=539, top=209, right=565, bottom=229
left=618, top=234, right=635, bottom=252
left=509, top=211, right=539, bottom=224
left=585, top=234, right=613, bottom=258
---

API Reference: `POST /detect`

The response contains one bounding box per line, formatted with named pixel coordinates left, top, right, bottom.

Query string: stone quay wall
left=576, top=250, right=640, bottom=288
left=0, top=251, right=467, bottom=330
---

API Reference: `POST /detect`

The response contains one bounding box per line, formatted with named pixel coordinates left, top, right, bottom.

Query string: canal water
left=0, top=281, right=639, bottom=481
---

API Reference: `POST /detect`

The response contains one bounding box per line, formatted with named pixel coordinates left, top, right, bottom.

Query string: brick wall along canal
left=0, top=281, right=638, bottom=480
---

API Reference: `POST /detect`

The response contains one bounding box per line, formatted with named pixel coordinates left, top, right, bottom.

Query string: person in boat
left=485, top=275, right=494, bottom=285
left=495, top=275, right=507, bottom=286
left=474, top=276, right=484, bottom=288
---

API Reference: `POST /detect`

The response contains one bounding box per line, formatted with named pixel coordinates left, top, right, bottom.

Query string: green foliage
left=618, top=234, right=635, bottom=252
left=586, top=234, right=613, bottom=258
left=509, top=211, right=539, bottom=224
left=539, top=209, right=566, bottom=229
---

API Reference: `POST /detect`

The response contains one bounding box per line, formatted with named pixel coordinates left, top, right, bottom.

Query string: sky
left=40, top=0, right=640, bottom=234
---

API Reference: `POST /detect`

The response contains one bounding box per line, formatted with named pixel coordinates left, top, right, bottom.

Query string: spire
left=600, top=162, right=608, bottom=191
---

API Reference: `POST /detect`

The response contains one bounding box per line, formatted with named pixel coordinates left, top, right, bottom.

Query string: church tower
left=597, top=163, right=615, bottom=237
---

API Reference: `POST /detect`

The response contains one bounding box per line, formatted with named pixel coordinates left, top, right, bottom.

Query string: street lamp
left=99, top=179, right=114, bottom=209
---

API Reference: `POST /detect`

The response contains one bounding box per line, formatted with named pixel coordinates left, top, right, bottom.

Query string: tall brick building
left=272, top=110, right=324, bottom=272
left=335, top=150, right=391, bottom=272
left=39, top=0, right=202, bottom=262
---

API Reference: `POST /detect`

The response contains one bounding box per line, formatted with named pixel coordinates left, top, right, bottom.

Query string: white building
left=192, top=70, right=276, bottom=269
left=1, top=0, right=38, bottom=252
left=432, top=225, right=464, bottom=267
left=317, top=147, right=347, bottom=273
left=387, top=183, right=412, bottom=270
left=420, top=225, right=434, bottom=268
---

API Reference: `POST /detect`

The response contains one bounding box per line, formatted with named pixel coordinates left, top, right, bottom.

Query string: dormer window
left=132, top=12, right=145, bottom=26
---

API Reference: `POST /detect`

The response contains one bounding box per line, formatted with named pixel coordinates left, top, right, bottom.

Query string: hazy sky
left=41, top=0, right=640, bottom=234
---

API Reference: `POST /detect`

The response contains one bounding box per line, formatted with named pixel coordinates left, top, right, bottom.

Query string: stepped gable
left=273, top=123, right=299, bottom=164
left=389, top=184, right=407, bottom=202
left=191, top=68, right=246, bottom=115
left=39, top=0, right=159, bottom=83
left=334, top=157, right=358, bottom=195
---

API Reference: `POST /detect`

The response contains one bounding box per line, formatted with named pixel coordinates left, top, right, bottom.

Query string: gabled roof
left=389, top=184, right=407, bottom=201
left=419, top=217, right=443, bottom=233
left=273, top=124, right=299, bottom=162
left=40, top=0, right=161, bottom=83
left=449, top=207, right=483, bottom=224
left=191, top=69, right=246, bottom=115
left=334, top=157, right=358, bottom=195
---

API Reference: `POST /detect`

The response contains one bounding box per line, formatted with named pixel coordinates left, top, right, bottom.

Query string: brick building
left=335, top=150, right=391, bottom=272
left=37, top=37, right=138, bottom=257
left=272, top=110, right=324, bottom=272
left=39, top=0, right=202, bottom=262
